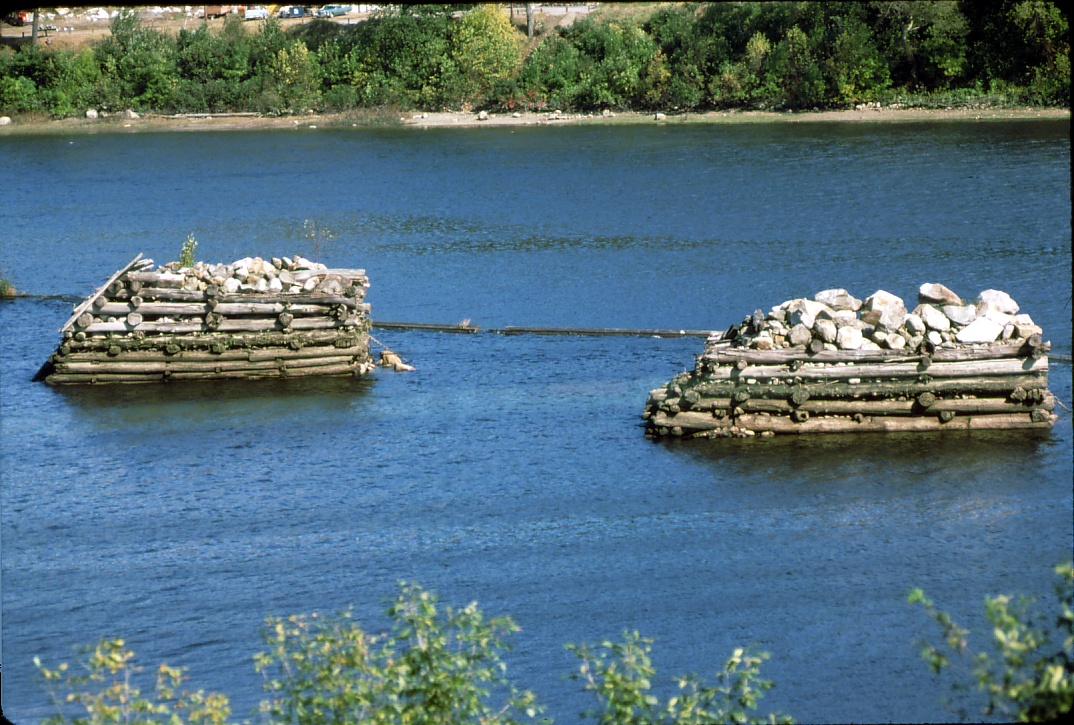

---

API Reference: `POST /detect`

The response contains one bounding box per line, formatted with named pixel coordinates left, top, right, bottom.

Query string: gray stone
left=268, top=276, right=283, bottom=292
left=836, top=326, right=863, bottom=350
left=977, top=289, right=1019, bottom=314
left=788, top=323, right=812, bottom=347
left=1014, top=322, right=1043, bottom=339
left=885, top=334, right=907, bottom=350
left=813, top=318, right=837, bottom=343
left=750, top=331, right=775, bottom=350
left=278, top=269, right=295, bottom=285
left=0, top=116, right=11, bottom=126
left=927, top=330, right=943, bottom=346
left=859, top=339, right=882, bottom=351
left=871, top=330, right=889, bottom=346
left=914, top=304, right=951, bottom=331
left=942, top=304, right=977, bottom=325
left=813, top=288, right=862, bottom=311
left=222, top=277, right=241, bottom=293
left=903, top=313, right=926, bottom=334
left=861, top=290, right=907, bottom=331
left=85, top=108, right=98, bottom=119
left=918, top=282, right=962, bottom=305
left=1002, top=323, right=1015, bottom=340
left=477, top=110, right=489, bottom=121
left=654, top=112, right=667, bottom=120
left=124, top=108, right=139, bottom=119
left=978, top=304, right=1013, bottom=327
left=955, top=316, right=1003, bottom=343
left=786, top=298, right=832, bottom=329
left=302, top=277, right=319, bottom=291
left=1013, top=313, right=1036, bottom=326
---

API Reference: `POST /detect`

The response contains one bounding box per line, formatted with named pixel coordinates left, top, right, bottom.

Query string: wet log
left=58, top=344, right=369, bottom=364
left=54, top=354, right=359, bottom=375
left=666, top=375, right=1050, bottom=402
left=168, top=362, right=365, bottom=381
left=64, top=329, right=367, bottom=353
left=649, top=410, right=1056, bottom=434
left=676, top=395, right=1055, bottom=417
left=705, top=342, right=1045, bottom=365
left=698, top=356, right=1047, bottom=382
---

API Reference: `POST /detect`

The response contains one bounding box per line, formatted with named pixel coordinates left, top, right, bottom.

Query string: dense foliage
left=1, top=2, right=1069, bottom=117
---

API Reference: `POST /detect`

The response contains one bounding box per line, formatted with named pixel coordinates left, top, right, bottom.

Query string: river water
left=1, top=120, right=1070, bottom=723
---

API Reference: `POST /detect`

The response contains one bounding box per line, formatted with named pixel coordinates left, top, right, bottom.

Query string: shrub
left=910, top=562, right=1074, bottom=722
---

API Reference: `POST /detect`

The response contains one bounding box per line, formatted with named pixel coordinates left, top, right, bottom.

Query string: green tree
left=909, top=562, right=1074, bottom=722
left=34, top=638, right=231, bottom=724
left=254, top=582, right=542, bottom=724
left=767, top=25, right=825, bottom=108
left=569, top=631, right=792, bottom=724
left=269, top=41, right=322, bottom=112
left=449, top=4, right=523, bottom=107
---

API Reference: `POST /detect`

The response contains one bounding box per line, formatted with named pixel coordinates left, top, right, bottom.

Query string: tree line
left=0, top=2, right=1069, bottom=118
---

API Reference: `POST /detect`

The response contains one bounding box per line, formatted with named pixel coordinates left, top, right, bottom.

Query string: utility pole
left=525, top=2, right=534, bottom=38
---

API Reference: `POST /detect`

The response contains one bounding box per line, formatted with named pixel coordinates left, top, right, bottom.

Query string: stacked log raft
left=39, top=253, right=374, bottom=385
left=644, top=283, right=1057, bottom=438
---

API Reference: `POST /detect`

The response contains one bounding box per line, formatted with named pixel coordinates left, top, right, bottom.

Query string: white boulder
left=861, top=290, right=907, bottom=331
left=977, top=289, right=1019, bottom=314
left=942, top=304, right=977, bottom=325
left=918, top=282, right=962, bottom=305
left=813, top=288, right=862, bottom=311
left=955, top=317, right=1004, bottom=343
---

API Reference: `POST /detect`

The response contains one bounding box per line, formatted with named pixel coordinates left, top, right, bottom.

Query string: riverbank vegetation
left=33, top=564, right=1073, bottom=723
left=1, top=2, right=1069, bottom=119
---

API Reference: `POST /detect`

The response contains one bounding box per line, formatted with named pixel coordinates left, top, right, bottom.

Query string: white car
left=244, top=6, right=269, bottom=20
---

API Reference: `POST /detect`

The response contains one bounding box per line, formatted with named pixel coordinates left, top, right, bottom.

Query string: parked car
left=244, top=6, right=269, bottom=20
left=277, top=6, right=307, bottom=19
left=316, top=5, right=349, bottom=17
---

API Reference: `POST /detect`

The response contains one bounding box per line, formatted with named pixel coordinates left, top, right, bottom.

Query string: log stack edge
left=644, top=284, right=1057, bottom=438
left=40, top=253, right=374, bottom=385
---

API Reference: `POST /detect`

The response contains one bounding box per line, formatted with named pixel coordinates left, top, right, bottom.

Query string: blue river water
left=1, top=120, right=1071, bottom=723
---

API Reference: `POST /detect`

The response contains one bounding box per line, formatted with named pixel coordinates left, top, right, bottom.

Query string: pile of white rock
left=159, top=254, right=363, bottom=296
left=722, top=283, right=1043, bottom=353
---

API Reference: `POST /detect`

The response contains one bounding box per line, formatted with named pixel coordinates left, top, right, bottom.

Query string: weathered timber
left=649, top=410, right=1056, bottom=434
left=61, top=253, right=144, bottom=332
left=689, top=375, right=1049, bottom=400
left=698, top=356, right=1048, bottom=382
left=82, top=316, right=360, bottom=335
left=705, top=342, right=1046, bottom=365
left=57, top=344, right=369, bottom=364
left=136, top=287, right=365, bottom=305
left=668, top=395, right=1055, bottom=417
left=126, top=271, right=186, bottom=287
left=55, top=354, right=360, bottom=374
left=63, top=329, right=367, bottom=354
left=96, top=301, right=354, bottom=316
left=46, top=361, right=370, bottom=385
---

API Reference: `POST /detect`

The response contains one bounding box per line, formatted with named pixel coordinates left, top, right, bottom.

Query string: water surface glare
left=2, top=121, right=1071, bottom=723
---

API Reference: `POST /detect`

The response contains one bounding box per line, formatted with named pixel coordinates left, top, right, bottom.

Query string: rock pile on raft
left=644, top=283, right=1056, bottom=438
left=38, top=253, right=374, bottom=385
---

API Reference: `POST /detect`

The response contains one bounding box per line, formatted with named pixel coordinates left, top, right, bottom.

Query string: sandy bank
left=0, top=106, right=1068, bottom=135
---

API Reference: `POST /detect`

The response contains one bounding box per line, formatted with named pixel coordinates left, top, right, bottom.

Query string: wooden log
left=649, top=410, right=1056, bottom=435
left=699, top=356, right=1048, bottom=382
left=96, top=301, right=351, bottom=316
left=705, top=342, right=1045, bottom=365
left=46, top=372, right=164, bottom=384
left=64, top=329, right=368, bottom=353
left=61, top=253, right=144, bottom=332
left=678, top=395, right=1055, bottom=417
left=126, top=312, right=143, bottom=326
left=168, top=362, right=364, bottom=381
left=55, top=354, right=360, bottom=375
left=125, top=271, right=186, bottom=287
left=81, top=316, right=361, bottom=335
left=687, top=375, right=1050, bottom=401
left=135, top=287, right=362, bottom=306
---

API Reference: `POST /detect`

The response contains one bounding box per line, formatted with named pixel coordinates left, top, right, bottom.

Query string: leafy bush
left=254, top=582, right=542, bottom=724
left=34, top=638, right=231, bottom=724
left=909, top=562, right=1074, bottom=722
left=569, top=631, right=792, bottom=724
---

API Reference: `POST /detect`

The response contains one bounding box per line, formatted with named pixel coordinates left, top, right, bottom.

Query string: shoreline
left=0, top=106, right=1068, bottom=135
